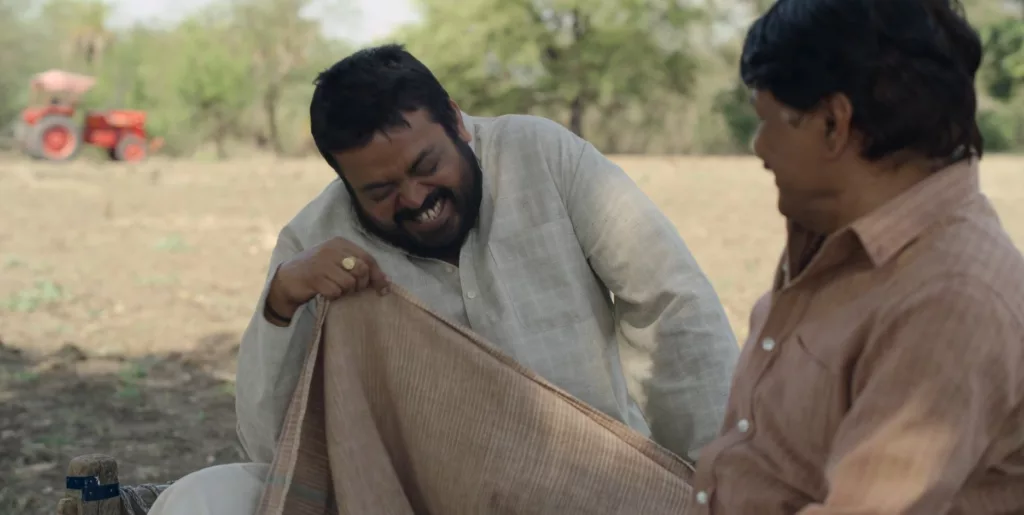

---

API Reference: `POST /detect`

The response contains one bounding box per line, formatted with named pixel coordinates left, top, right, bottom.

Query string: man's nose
left=397, top=181, right=430, bottom=210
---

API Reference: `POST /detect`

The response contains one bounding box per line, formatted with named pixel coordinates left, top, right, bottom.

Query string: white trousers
left=147, top=462, right=269, bottom=515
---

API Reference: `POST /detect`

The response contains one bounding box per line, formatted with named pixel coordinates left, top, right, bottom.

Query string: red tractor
left=15, top=69, right=162, bottom=162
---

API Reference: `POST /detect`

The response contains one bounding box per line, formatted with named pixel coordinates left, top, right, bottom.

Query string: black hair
left=310, top=43, right=459, bottom=177
left=740, top=0, right=985, bottom=161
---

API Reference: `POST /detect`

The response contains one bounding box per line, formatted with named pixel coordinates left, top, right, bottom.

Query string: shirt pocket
left=752, top=326, right=848, bottom=495
left=792, top=321, right=857, bottom=377
left=487, top=218, right=593, bottom=332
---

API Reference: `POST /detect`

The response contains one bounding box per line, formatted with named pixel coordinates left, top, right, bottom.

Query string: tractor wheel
left=112, top=134, right=147, bottom=162
left=26, top=116, right=82, bottom=162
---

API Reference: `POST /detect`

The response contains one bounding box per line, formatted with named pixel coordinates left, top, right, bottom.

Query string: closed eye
left=364, top=184, right=396, bottom=202
left=411, top=161, right=439, bottom=177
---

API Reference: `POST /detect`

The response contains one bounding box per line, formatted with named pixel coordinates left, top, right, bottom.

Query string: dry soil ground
left=1, top=155, right=1022, bottom=513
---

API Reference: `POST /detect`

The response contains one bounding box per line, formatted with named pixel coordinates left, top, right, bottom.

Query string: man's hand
left=264, top=237, right=389, bottom=323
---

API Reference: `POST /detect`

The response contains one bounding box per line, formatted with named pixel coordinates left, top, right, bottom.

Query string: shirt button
left=737, top=419, right=750, bottom=433
left=761, top=338, right=776, bottom=351
left=466, top=291, right=477, bottom=299
left=446, top=266, right=456, bottom=274
left=695, top=490, right=709, bottom=505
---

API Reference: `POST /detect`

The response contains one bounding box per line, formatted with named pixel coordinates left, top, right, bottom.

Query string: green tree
left=0, top=0, right=40, bottom=132
left=982, top=19, right=1024, bottom=102
left=714, top=81, right=757, bottom=153
left=979, top=18, right=1024, bottom=150
left=400, top=0, right=706, bottom=140
left=39, top=0, right=114, bottom=72
left=229, top=0, right=349, bottom=154
left=173, top=17, right=255, bottom=159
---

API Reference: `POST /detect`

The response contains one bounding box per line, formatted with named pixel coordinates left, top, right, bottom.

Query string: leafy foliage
left=400, top=0, right=704, bottom=139
left=982, top=19, right=1024, bottom=101
left=0, top=0, right=1022, bottom=155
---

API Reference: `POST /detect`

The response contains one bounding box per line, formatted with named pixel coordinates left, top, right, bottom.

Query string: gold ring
left=341, top=257, right=357, bottom=271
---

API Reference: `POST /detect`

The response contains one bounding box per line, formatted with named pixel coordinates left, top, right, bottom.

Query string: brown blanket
left=256, top=285, right=696, bottom=515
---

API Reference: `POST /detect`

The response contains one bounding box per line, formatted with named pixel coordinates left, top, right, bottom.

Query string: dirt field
left=2, top=155, right=1022, bottom=513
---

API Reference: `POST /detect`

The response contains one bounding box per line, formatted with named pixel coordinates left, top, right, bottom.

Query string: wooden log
left=56, top=497, right=79, bottom=515
left=58, top=454, right=122, bottom=515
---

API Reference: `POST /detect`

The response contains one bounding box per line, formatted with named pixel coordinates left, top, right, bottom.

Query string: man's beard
left=354, top=137, right=483, bottom=261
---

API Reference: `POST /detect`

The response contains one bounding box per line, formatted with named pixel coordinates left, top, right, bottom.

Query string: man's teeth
left=416, top=200, right=443, bottom=223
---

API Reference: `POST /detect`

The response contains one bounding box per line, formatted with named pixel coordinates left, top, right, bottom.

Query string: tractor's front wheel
left=26, top=116, right=82, bottom=162
left=111, top=133, right=147, bottom=162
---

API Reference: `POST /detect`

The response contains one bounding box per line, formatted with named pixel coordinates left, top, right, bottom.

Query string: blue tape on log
left=66, top=475, right=120, bottom=502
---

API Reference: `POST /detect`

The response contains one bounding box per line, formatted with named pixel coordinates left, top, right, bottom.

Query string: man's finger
left=367, top=263, right=390, bottom=294
left=338, top=248, right=388, bottom=294
left=351, top=260, right=371, bottom=290
left=315, top=278, right=343, bottom=299
left=323, top=268, right=357, bottom=295
left=325, top=239, right=387, bottom=294
left=336, top=272, right=357, bottom=293
left=330, top=257, right=370, bottom=290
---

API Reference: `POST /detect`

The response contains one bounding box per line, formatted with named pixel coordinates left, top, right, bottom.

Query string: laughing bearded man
left=145, top=44, right=738, bottom=515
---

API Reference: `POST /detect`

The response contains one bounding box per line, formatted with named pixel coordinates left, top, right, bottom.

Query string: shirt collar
left=782, top=158, right=981, bottom=283
left=849, top=158, right=979, bottom=267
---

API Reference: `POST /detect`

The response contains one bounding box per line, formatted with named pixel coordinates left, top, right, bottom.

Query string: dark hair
left=310, top=43, right=459, bottom=176
left=740, top=0, right=985, bottom=160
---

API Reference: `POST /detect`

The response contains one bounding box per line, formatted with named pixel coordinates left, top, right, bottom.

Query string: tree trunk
left=263, top=86, right=284, bottom=155
left=568, top=9, right=586, bottom=137
left=213, top=111, right=229, bottom=160
left=569, top=95, right=584, bottom=137
left=214, top=135, right=228, bottom=160
left=254, top=131, right=269, bottom=149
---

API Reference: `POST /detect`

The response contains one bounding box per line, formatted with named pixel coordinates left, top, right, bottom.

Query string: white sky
left=105, top=0, right=419, bottom=43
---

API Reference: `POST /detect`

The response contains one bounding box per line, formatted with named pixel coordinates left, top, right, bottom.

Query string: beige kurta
left=235, top=112, right=739, bottom=465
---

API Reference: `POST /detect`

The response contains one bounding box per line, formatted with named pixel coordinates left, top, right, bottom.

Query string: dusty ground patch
left=2, top=155, right=1022, bottom=513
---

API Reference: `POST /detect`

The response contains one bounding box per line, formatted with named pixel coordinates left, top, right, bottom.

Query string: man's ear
left=820, top=93, right=853, bottom=158
left=449, top=99, right=471, bottom=143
